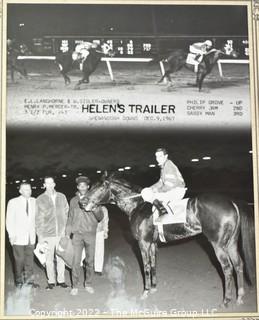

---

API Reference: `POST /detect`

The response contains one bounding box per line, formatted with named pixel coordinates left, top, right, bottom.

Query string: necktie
left=26, top=199, right=29, bottom=216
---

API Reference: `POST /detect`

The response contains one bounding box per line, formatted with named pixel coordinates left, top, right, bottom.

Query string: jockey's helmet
left=204, top=40, right=213, bottom=47
left=92, top=40, right=100, bottom=46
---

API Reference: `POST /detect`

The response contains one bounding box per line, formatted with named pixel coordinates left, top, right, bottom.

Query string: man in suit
left=6, top=182, right=39, bottom=288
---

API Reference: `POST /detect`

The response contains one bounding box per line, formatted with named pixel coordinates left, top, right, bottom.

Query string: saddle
left=152, top=198, right=189, bottom=242
left=186, top=53, right=202, bottom=65
left=152, top=198, right=188, bottom=225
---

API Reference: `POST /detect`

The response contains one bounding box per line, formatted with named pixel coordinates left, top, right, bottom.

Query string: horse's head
left=222, top=44, right=239, bottom=58
left=101, top=43, right=115, bottom=57
left=81, top=180, right=112, bottom=212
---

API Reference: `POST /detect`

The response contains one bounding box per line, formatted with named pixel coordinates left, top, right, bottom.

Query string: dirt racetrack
left=7, top=59, right=250, bottom=94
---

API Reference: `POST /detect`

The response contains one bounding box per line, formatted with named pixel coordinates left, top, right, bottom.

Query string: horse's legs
left=158, top=69, right=172, bottom=84
left=138, top=240, right=152, bottom=299
left=11, top=64, right=27, bottom=81
left=60, top=71, right=70, bottom=85
left=20, top=61, right=28, bottom=77
left=149, top=242, right=157, bottom=292
left=196, top=71, right=207, bottom=91
left=228, top=243, right=245, bottom=305
left=212, top=243, right=234, bottom=307
left=75, top=73, right=89, bottom=89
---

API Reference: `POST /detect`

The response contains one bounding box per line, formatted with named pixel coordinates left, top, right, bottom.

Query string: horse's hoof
left=220, top=298, right=231, bottom=309
left=150, top=287, right=157, bottom=294
left=140, top=290, right=149, bottom=300
left=236, top=297, right=244, bottom=305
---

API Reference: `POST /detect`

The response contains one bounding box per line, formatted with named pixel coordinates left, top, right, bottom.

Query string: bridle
left=86, top=179, right=142, bottom=209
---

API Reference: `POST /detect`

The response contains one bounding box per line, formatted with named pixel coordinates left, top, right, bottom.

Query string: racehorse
left=82, top=174, right=255, bottom=307
left=55, top=43, right=114, bottom=88
left=7, top=43, right=31, bottom=82
left=157, top=47, right=239, bottom=91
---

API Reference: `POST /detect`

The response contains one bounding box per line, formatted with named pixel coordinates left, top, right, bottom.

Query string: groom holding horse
left=141, top=148, right=186, bottom=223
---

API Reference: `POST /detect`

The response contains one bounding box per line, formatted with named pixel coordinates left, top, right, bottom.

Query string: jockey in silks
left=72, top=41, right=99, bottom=70
left=141, top=148, right=186, bottom=223
left=189, top=39, right=213, bottom=72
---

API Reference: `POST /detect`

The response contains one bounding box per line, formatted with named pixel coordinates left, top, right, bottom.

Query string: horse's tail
left=236, top=201, right=256, bottom=285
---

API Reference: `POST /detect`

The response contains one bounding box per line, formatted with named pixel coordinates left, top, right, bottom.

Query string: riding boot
left=153, top=199, right=167, bottom=223
left=195, top=54, right=201, bottom=61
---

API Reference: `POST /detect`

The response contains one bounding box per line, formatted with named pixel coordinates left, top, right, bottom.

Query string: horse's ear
left=101, top=171, right=108, bottom=182
left=108, top=172, right=116, bottom=180
left=103, top=180, right=110, bottom=187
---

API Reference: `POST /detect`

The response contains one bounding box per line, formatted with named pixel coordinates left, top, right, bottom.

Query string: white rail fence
left=17, top=56, right=249, bottom=80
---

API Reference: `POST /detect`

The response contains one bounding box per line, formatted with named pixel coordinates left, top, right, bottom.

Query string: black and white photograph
left=1, top=1, right=258, bottom=318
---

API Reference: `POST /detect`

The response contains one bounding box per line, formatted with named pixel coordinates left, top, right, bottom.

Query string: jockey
left=189, top=40, right=213, bottom=63
left=141, top=148, right=186, bottom=223
left=72, top=41, right=99, bottom=68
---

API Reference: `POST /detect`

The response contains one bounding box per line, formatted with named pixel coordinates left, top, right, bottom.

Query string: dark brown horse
left=55, top=43, right=114, bottom=89
left=157, top=48, right=238, bottom=91
left=82, top=175, right=255, bottom=308
left=7, top=43, right=31, bottom=82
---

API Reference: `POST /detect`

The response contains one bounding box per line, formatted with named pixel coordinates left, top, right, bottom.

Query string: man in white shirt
left=6, top=182, right=39, bottom=288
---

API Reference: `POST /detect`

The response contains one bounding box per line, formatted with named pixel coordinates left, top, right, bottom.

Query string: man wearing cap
left=66, top=176, right=105, bottom=296
left=141, top=148, right=186, bottom=223
left=6, top=182, right=39, bottom=288
left=36, top=176, right=69, bottom=290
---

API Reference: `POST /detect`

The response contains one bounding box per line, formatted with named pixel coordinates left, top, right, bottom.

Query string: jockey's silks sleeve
left=152, top=159, right=185, bottom=192
left=189, top=42, right=207, bottom=55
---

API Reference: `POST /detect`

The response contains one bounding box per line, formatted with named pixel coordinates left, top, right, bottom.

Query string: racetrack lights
left=202, top=156, right=211, bottom=160
left=124, top=166, right=131, bottom=170
left=149, top=164, right=156, bottom=168
left=96, top=170, right=102, bottom=174
left=118, top=168, right=124, bottom=172
left=191, top=158, right=199, bottom=162
left=15, top=180, right=20, bottom=184
left=249, top=150, right=253, bottom=154
left=62, top=174, right=67, bottom=178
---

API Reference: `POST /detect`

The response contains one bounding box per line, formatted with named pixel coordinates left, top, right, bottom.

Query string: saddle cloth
left=186, top=53, right=201, bottom=65
left=152, top=198, right=189, bottom=243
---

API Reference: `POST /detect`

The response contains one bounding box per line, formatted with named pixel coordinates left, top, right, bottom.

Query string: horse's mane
left=107, top=173, right=142, bottom=193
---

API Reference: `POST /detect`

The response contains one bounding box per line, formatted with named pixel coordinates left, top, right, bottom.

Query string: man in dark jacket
left=36, top=176, right=69, bottom=290
left=66, top=176, right=104, bottom=296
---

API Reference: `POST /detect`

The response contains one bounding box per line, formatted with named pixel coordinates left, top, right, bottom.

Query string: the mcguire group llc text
left=81, top=104, right=176, bottom=114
